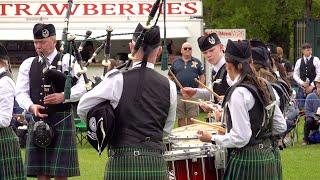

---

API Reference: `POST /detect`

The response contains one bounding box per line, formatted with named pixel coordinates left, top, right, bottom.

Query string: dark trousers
left=296, top=86, right=306, bottom=109
left=304, top=117, right=320, bottom=142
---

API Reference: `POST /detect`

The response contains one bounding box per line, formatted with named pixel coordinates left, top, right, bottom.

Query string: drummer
left=193, top=40, right=286, bottom=179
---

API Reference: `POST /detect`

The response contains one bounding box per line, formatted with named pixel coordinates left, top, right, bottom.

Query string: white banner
left=205, top=29, right=246, bottom=46
left=0, top=0, right=202, bottom=17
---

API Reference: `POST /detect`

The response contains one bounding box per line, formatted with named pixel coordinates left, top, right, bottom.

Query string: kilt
left=25, top=111, right=80, bottom=177
left=224, top=142, right=278, bottom=180
left=105, top=147, right=167, bottom=180
left=0, top=127, right=25, bottom=180
left=272, top=145, right=282, bottom=180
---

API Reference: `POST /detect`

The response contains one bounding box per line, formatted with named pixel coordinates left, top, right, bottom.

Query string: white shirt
left=77, top=61, right=177, bottom=134
left=15, top=49, right=86, bottom=111
left=293, top=56, right=320, bottom=85
left=213, top=56, right=226, bottom=74
left=211, top=76, right=287, bottom=148
left=0, top=67, right=15, bottom=127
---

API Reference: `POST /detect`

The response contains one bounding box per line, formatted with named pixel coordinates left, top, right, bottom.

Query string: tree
left=202, top=0, right=320, bottom=60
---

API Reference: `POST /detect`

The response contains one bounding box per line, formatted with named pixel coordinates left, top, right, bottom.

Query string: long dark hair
left=226, top=57, right=274, bottom=106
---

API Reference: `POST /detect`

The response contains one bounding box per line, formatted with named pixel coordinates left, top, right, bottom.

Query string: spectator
left=293, top=43, right=320, bottom=109
left=169, top=42, right=205, bottom=126
left=303, top=76, right=320, bottom=145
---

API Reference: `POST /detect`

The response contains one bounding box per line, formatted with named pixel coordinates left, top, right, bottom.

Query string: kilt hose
left=105, top=147, right=167, bottom=180
left=223, top=143, right=278, bottom=180
left=0, top=127, right=25, bottom=180
left=25, top=111, right=80, bottom=177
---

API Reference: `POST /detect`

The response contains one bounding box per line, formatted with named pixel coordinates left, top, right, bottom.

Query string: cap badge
left=42, top=29, right=49, bottom=38
left=208, top=36, right=215, bottom=45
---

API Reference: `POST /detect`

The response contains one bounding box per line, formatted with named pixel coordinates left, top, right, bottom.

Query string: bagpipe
left=49, top=0, right=167, bottom=154
left=82, top=0, right=166, bottom=155
left=32, top=52, right=67, bottom=148
left=32, top=0, right=74, bottom=148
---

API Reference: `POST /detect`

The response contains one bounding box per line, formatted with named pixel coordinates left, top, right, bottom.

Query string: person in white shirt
left=182, top=33, right=230, bottom=104
left=293, top=43, right=320, bottom=109
left=15, top=23, right=86, bottom=179
left=0, top=43, right=25, bottom=179
left=194, top=40, right=286, bottom=180
left=77, top=23, right=177, bottom=180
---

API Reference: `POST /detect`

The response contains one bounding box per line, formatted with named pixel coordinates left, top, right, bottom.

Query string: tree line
left=203, top=0, right=320, bottom=62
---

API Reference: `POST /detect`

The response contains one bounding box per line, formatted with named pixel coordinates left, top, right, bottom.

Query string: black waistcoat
left=223, top=82, right=273, bottom=145
left=299, top=57, right=316, bottom=82
left=0, top=71, right=10, bottom=79
left=111, top=67, right=170, bottom=150
left=29, top=54, right=71, bottom=116
left=212, top=64, right=230, bottom=102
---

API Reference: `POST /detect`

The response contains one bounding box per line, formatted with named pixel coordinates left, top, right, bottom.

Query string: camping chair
left=286, top=110, right=304, bottom=147
left=74, top=118, right=87, bottom=145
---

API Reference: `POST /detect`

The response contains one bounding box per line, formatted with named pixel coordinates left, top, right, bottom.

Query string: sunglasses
left=183, top=47, right=192, bottom=51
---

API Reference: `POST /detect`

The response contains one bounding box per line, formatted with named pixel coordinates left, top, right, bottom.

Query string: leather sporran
left=32, top=121, right=54, bottom=148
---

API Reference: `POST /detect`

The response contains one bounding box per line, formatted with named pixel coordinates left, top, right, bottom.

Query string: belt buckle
left=133, top=150, right=140, bottom=156
left=258, top=144, right=264, bottom=149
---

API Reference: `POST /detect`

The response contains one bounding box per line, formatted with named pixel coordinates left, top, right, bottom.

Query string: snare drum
left=164, top=147, right=225, bottom=180
left=169, top=124, right=218, bottom=150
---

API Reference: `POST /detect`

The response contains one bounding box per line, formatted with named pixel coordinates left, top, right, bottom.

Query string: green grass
left=280, top=116, right=320, bottom=180
left=23, top=113, right=320, bottom=179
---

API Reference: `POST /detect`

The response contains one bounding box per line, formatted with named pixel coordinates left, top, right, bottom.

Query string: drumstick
left=194, top=78, right=220, bottom=98
left=180, top=99, right=201, bottom=105
left=190, top=118, right=225, bottom=132
left=169, top=69, right=183, bottom=89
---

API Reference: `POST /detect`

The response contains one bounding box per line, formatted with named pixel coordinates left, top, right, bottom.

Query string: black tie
left=212, top=69, right=216, bottom=77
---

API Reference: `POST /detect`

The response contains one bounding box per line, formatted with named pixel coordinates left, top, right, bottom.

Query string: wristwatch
left=211, top=140, right=216, bottom=145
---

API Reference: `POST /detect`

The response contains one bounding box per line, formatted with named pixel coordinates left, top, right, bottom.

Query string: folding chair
left=74, top=118, right=87, bottom=145
left=288, top=110, right=305, bottom=146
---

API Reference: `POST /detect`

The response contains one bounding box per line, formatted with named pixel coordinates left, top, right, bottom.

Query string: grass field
left=24, top=114, right=320, bottom=180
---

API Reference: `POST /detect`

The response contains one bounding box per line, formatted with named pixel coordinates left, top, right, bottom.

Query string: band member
left=251, top=41, right=287, bottom=179
left=196, top=40, right=286, bottom=180
left=0, top=43, right=25, bottom=179
left=181, top=33, right=229, bottom=103
left=169, top=42, right=205, bottom=126
left=15, top=23, right=86, bottom=179
left=77, top=23, right=177, bottom=179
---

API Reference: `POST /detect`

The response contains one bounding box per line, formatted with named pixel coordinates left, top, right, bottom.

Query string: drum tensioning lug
left=214, top=150, right=226, bottom=170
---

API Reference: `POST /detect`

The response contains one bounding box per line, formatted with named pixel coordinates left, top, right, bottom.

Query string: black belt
left=229, top=140, right=272, bottom=153
left=109, top=150, right=163, bottom=158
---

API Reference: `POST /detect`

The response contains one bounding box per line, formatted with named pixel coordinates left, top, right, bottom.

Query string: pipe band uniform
left=196, top=40, right=287, bottom=180
left=77, top=0, right=178, bottom=179
left=0, top=43, right=25, bottom=179
left=15, top=22, right=86, bottom=178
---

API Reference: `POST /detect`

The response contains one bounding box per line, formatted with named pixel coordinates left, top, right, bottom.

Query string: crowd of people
left=0, top=19, right=319, bottom=180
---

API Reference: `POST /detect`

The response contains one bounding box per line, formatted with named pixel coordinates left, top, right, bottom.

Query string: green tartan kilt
left=25, top=111, right=80, bottom=177
left=272, top=146, right=282, bottom=180
left=0, top=127, right=25, bottom=180
left=224, top=144, right=278, bottom=180
left=105, top=147, right=167, bottom=180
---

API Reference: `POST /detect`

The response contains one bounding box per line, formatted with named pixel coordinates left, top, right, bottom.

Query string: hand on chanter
left=44, top=93, right=65, bottom=105
left=181, top=87, right=196, bottom=99
left=29, top=104, right=48, bottom=119
left=197, top=130, right=212, bottom=142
